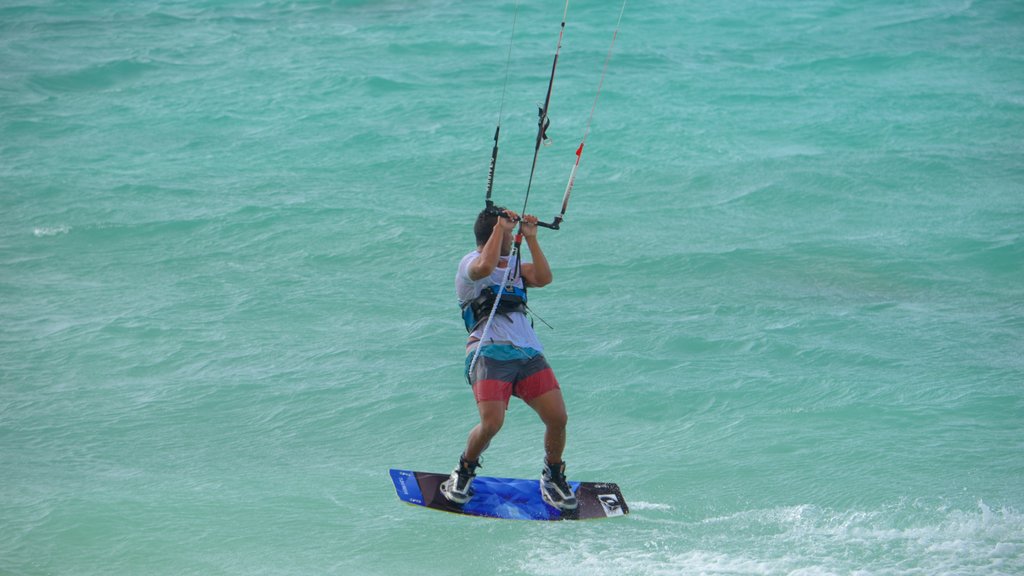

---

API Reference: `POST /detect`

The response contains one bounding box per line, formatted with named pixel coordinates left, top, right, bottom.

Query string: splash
left=514, top=500, right=1024, bottom=576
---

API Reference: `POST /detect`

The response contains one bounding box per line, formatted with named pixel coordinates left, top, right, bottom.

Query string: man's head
left=475, top=206, right=513, bottom=254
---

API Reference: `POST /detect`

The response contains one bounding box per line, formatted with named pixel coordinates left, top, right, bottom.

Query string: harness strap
left=462, top=284, right=528, bottom=333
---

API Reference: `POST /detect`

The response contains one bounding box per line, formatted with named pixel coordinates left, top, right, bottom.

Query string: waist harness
left=461, top=284, right=528, bottom=333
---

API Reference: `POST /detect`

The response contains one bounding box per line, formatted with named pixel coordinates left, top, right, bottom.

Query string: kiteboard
left=389, top=468, right=628, bottom=521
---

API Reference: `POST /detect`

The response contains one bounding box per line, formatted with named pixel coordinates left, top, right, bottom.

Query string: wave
left=32, top=225, right=70, bottom=237
left=29, top=58, right=157, bottom=93
left=516, top=500, right=1023, bottom=576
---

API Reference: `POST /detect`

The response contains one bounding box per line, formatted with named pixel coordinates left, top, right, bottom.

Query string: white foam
left=32, top=225, right=70, bottom=237
left=514, top=500, right=1024, bottom=576
left=629, top=501, right=673, bottom=511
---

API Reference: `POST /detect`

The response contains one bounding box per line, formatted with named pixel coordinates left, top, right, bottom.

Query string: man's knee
left=529, top=391, right=567, bottom=429
left=478, top=403, right=506, bottom=438
left=480, top=417, right=504, bottom=438
left=546, top=409, right=567, bottom=430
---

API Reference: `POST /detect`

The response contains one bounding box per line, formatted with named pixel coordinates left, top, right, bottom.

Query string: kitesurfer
left=441, top=207, right=577, bottom=510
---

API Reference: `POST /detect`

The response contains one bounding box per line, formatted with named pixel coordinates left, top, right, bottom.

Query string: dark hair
left=474, top=207, right=503, bottom=246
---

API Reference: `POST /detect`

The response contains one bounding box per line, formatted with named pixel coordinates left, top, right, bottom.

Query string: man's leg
left=528, top=388, right=577, bottom=510
left=525, top=389, right=568, bottom=465
left=464, top=400, right=505, bottom=461
left=442, top=399, right=505, bottom=503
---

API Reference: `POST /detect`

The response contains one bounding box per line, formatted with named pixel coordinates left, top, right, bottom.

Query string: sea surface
left=2, top=1, right=1023, bottom=574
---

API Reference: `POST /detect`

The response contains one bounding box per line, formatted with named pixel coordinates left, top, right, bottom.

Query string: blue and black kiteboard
left=389, top=468, right=628, bottom=521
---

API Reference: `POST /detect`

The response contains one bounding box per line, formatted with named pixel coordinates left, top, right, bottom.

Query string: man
left=440, top=206, right=577, bottom=510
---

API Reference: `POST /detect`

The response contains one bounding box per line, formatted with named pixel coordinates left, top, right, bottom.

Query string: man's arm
left=468, top=210, right=518, bottom=281
left=519, top=215, right=552, bottom=288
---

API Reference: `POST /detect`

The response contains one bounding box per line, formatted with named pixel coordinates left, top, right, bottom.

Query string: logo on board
left=598, top=494, right=624, bottom=517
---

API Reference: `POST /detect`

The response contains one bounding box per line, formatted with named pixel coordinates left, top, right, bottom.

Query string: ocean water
left=2, top=0, right=1022, bottom=574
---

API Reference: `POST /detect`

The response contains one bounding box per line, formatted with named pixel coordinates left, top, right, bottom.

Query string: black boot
left=440, top=454, right=480, bottom=504
left=541, top=460, right=578, bottom=510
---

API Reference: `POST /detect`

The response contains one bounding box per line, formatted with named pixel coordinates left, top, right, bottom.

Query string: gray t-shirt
left=456, top=250, right=543, bottom=352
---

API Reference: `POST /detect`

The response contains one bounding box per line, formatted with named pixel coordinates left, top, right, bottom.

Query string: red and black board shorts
left=465, top=347, right=560, bottom=407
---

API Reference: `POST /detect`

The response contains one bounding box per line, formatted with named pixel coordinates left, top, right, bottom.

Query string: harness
left=461, top=283, right=527, bottom=333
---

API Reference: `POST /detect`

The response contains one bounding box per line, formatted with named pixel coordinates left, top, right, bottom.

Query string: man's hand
left=520, top=214, right=540, bottom=238
left=497, top=209, right=519, bottom=233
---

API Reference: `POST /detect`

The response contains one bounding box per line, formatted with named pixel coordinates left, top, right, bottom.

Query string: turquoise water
left=2, top=0, right=1023, bottom=574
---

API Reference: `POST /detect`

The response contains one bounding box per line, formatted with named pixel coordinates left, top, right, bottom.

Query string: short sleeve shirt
left=456, top=250, right=544, bottom=352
